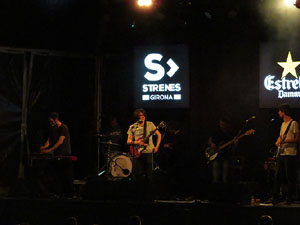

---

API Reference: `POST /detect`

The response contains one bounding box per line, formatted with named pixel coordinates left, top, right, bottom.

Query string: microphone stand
left=236, top=118, right=252, bottom=137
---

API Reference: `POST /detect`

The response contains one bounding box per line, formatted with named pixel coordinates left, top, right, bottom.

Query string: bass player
left=127, top=108, right=161, bottom=184
left=207, top=117, right=238, bottom=184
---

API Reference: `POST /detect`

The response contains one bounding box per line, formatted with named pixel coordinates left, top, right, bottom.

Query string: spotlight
left=284, top=0, right=296, bottom=6
left=137, top=0, right=152, bottom=7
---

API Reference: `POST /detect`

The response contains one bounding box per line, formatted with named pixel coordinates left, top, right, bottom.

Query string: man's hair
left=128, top=215, right=142, bottom=225
left=134, top=108, right=147, bottom=120
left=220, top=116, right=232, bottom=125
left=279, top=103, right=292, bottom=116
left=64, top=216, right=78, bottom=225
left=49, top=112, right=59, bottom=120
left=259, top=215, right=273, bottom=225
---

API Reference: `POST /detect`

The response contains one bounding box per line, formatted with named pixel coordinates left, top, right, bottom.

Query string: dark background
left=1, top=0, right=300, bottom=194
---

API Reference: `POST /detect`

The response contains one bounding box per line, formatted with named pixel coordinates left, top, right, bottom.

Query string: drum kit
left=91, top=127, right=168, bottom=179
left=91, top=133, right=133, bottom=179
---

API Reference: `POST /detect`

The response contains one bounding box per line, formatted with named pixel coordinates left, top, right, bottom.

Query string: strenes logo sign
left=134, top=45, right=189, bottom=108
left=143, top=53, right=181, bottom=101
left=144, top=53, right=179, bottom=81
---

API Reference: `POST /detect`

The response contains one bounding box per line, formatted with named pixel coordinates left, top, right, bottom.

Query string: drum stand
left=97, top=142, right=111, bottom=176
left=98, top=155, right=130, bottom=178
left=97, top=141, right=128, bottom=177
left=91, top=133, right=106, bottom=176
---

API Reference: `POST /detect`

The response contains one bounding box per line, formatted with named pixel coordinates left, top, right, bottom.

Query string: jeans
left=273, top=155, right=296, bottom=200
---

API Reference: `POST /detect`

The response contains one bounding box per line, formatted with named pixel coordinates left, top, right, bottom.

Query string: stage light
left=137, top=0, right=152, bottom=7
left=284, top=0, right=296, bottom=7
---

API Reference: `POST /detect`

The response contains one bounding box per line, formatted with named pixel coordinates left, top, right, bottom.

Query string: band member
left=107, top=116, right=123, bottom=144
left=272, top=104, right=299, bottom=204
left=104, top=116, right=123, bottom=152
left=40, top=112, right=73, bottom=198
left=101, top=116, right=124, bottom=176
left=159, top=120, right=185, bottom=174
left=207, top=117, right=238, bottom=184
left=40, top=112, right=71, bottom=155
left=127, top=108, right=161, bottom=183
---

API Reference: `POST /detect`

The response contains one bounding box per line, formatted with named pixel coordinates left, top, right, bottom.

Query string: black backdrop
left=1, top=0, right=300, bottom=194
left=0, top=51, right=95, bottom=186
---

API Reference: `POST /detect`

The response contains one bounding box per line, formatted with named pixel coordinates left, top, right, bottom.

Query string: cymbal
left=100, top=141, right=121, bottom=146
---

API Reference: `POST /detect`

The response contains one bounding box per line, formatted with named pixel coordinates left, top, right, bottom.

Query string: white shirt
left=280, top=120, right=299, bottom=156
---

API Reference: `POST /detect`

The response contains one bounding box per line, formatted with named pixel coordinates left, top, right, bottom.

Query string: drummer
left=104, top=116, right=124, bottom=153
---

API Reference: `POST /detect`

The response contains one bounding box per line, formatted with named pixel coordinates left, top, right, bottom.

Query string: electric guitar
left=274, top=135, right=287, bottom=159
left=274, top=120, right=294, bottom=159
left=130, top=121, right=166, bottom=158
left=205, top=129, right=255, bottom=164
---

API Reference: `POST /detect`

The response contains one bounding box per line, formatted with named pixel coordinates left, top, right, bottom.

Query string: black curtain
left=0, top=50, right=95, bottom=187
left=0, top=53, right=24, bottom=185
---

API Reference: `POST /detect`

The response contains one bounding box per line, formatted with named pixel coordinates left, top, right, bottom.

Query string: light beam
left=284, top=0, right=296, bottom=7
left=137, top=0, right=152, bottom=7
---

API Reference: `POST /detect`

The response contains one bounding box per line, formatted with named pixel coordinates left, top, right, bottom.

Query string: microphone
left=245, top=116, right=256, bottom=123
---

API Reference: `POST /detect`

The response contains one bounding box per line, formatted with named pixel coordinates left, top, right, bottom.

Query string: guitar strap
left=283, top=120, right=293, bottom=138
left=143, top=120, right=148, bottom=143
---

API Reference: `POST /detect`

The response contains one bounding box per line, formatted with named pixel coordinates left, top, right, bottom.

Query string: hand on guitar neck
left=233, top=136, right=239, bottom=146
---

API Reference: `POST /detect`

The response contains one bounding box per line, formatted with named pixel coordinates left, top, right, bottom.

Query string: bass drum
left=109, top=153, right=133, bottom=178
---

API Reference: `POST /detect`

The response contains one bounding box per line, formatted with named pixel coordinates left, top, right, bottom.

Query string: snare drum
left=109, top=153, right=133, bottom=178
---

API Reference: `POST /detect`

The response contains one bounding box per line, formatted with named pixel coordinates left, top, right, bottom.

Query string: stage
left=1, top=179, right=300, bottom=225
left=1, top=195, right=300, bottom=225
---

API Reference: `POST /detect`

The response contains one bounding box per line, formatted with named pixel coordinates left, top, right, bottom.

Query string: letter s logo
left=144, top=53, right=165, bottom=81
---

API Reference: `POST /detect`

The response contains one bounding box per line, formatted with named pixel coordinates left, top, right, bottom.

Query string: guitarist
left=207, top=117, right=238, bottom=184
left=127, top=108, right=161, bottom=184
left=271, top=104, right=300, bottom=204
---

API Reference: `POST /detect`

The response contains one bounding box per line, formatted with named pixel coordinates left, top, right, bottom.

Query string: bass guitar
left=130, top=121, right=166, bottom=158
left=205, top=129, right=255, bottom=164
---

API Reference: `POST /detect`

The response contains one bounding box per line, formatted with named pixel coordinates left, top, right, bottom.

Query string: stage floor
left=1, top=176, right=300, bottom=225
left=1, top=193, right=300, bottom=225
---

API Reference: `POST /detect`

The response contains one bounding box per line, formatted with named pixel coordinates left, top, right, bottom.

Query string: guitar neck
left=218, top=133, right=246, bottom=150
left=141, top=121, right=165, bottom=143
left=143, top=128, right=158, bottom=142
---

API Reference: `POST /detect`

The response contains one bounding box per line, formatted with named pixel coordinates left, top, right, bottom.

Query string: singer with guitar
left=127, top=108, right=161, bottom=184
left=271, top=104, right=300, bottom=205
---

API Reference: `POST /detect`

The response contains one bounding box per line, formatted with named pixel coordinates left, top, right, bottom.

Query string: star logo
left=277, top=51, right=300, bottom=79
